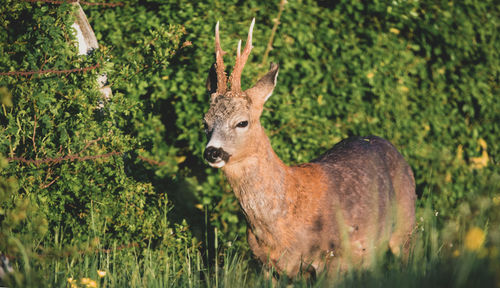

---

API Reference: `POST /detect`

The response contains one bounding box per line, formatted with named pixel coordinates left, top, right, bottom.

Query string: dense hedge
left=1, top=0, right=499, bottom=260
left=0, top=1, right=189, bottom=254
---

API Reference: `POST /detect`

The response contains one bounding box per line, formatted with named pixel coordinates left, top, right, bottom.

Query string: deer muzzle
left=204, top=146, right=230, bottom=168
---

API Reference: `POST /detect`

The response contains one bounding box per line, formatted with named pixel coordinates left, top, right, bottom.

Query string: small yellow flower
left=470, top=138, right=489, bottom=169
left=399, top=86, right=409, bottom=93
left=389, top=28, right=400, bottom=35
left=465, top=227, right=486, bottom=251
left=470, top=150, right=489, bottom=169
left=97, top=270, right=106, bottom=278
left=80, top=277, right=97, bottom=288
left=456, top=145, right=464, bottom=162
left=445, top=172, right=452, bottom=183
left=67, top=277, right=78, bottom=288
left=492, top=196, right=500, bottom=206
left=452, top=249, right=460, bottom=257
left=478, top=138, right=488, bottom=149
left=366, top=72, right=374, bottom=79
left=317, top=94, right=324, bottom=105
left=175, top=155, right=186, bottom=164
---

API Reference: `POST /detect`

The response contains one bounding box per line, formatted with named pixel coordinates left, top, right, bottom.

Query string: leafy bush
left=0, top=1, right=186, bottom=249
left=103, top=0, right=498, bottom=236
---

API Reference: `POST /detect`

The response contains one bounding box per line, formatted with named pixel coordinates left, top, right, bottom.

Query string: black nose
left=204, top=146, right=222, bottom=163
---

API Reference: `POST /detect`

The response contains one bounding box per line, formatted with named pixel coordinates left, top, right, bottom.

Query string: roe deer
left=203, top=19, right=416, bottom=278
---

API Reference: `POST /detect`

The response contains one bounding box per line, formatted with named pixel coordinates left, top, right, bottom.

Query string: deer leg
left=389, top=166, right=416, bottom=261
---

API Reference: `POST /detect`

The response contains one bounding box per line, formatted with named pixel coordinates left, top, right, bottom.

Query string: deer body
left=203, top=20, right=416, bottom=277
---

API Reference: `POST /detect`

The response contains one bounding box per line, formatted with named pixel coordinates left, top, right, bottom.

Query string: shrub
left=0, top=1, right=186, bottom=250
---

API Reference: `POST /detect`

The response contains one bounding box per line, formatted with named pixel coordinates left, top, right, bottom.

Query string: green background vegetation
left=0, top=0, right=499, bottom=286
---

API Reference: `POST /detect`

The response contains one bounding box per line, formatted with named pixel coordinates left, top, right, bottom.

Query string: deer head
left=203, top=19, right=279, bottom=168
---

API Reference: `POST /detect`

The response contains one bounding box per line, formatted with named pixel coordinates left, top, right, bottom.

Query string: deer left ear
left=246, top=63, right=279, bottom=107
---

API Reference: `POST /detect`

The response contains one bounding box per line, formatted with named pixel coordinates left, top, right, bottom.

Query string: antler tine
left=230, top=18, right=255, bottom=93
left=215, top=21, right=227, bottom=94
left=237, top=39, right=242, bottom=58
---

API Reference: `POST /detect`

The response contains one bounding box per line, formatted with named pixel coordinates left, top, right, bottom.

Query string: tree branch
left=261, top=0, right=286, bottom=66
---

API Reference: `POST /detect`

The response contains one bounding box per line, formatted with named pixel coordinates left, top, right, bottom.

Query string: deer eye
left=203, top=121, right=211, bottom=134
left=236, top=121, right=248, bottom=128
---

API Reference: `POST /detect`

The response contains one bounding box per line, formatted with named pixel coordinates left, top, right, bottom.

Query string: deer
left=203, top=19, right=416, bottom=278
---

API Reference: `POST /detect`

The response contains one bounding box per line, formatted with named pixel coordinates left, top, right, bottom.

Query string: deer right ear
left=246, top=62, right=279, bottom=107
left=206, top=63, right=220, bottom=103
left=206, top=63, right=218, bottom=94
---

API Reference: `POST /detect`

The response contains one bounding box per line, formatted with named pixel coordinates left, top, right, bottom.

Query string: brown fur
left=220, top=128, right=415, bottom=277
left=203, top=20, right=416, bottom=278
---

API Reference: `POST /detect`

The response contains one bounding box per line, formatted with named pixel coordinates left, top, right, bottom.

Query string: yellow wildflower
left=317, top=94, right=324, bottom=105
left=470, top=138, right=489, bottom=169
left=389, top=28, right=400, bottom=35
left=445, top=172, right=452, bottom=183
left=452, top=249, right=460, bottom=257
left=478, top=138, right=487, bottom=149
left=97, top=270, right=106, bottom=278
left=67, top=277, right=78, bottom=288
left=175, top=156, right=186, bottom=164
left=80, top=277, right=98, bottom=288
left=456, top=144, right=464, bottom=162
left=492, top=196, right=500, bottom=206
left=465, top=227, right=485, bottom=251
left=398, top=85, right=409, bottom=93
left=470, top=150, right=489, bottom=169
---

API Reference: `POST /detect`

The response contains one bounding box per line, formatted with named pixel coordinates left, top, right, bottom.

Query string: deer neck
left=222, top=125, right=291, bottom=235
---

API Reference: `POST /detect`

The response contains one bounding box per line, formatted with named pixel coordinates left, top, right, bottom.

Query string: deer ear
left=246, top=62, right=279, bottom=107
left=206, top=63, right=218, bottom=94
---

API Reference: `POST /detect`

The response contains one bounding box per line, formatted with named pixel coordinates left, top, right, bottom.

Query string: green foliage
left=0, top=0, right=499, bottom=286
left=93, top=0, right=498, bottom=237
left=0, top=0, right=186, bottom=251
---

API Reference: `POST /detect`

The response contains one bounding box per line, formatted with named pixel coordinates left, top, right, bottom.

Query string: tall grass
left=2, top=195, right=499, bottom=288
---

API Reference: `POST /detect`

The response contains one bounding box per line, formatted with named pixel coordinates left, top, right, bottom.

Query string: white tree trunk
left=71, top=3, right=112, bottom=101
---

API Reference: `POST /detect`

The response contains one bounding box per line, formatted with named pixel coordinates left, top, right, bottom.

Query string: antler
left=215, top=21, right=227, bottom=94
left=229, top=18, right=255, bottom=93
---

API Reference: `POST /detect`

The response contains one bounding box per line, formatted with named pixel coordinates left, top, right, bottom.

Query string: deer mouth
left=208, top=160, right=226, bottom=168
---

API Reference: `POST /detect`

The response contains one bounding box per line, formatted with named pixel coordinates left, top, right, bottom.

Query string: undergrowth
left=2, top=193, right=499, bottom=287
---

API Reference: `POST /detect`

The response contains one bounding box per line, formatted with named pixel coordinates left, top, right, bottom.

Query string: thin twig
left=270, top=121, right=296, bottom=136
left=40, top=175, right=60, bottom=189
left=79, top=0, right=123, bottom=6
left=261, top=0, right=286, bottom=66
left=8, top=151, right=122, bottom=167
left=137, top=155, right=167, bottom=166
left=0, top=63, right=100, bottom=77
left=80, top=137, right=104, bottom=152
left=32, top=113, right=38, bottom=154
left=9, top=151, right=171, bottom=168
left=20, top=0, right=124, bottom=7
